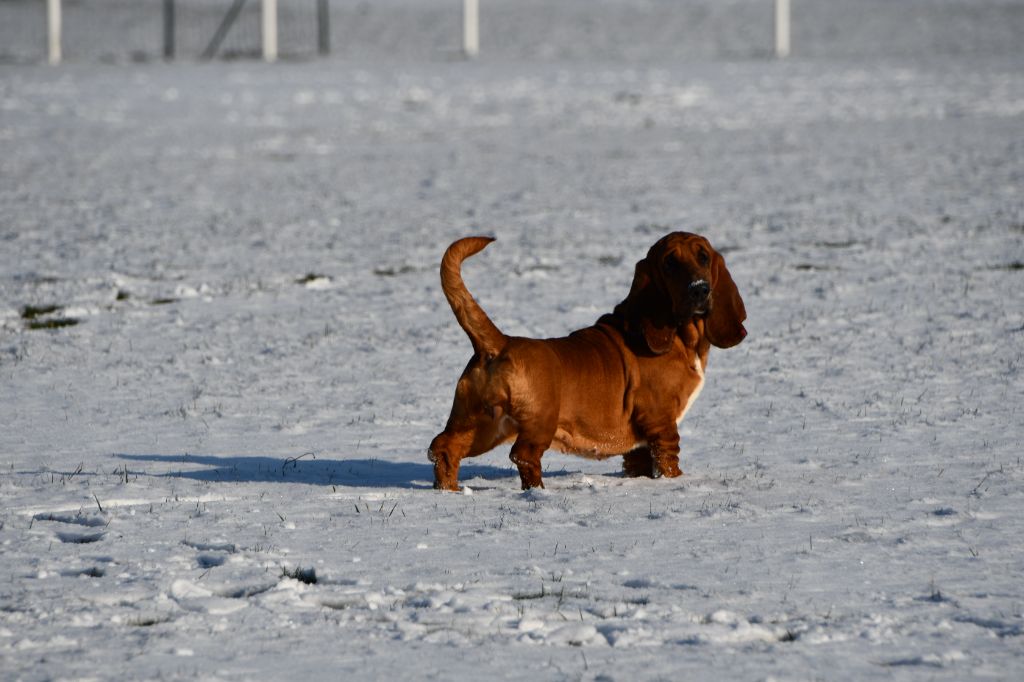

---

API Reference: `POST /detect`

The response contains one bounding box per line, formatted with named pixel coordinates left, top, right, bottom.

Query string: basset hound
left=428, top=232, right=747, bottom=490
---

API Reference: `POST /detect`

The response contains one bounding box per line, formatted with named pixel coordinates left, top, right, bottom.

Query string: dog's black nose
left=689, top=280, right=710, bottom=299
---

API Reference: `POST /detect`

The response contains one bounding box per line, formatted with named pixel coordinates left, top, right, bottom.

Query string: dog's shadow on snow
left=113, top=452, right=550, bottom=490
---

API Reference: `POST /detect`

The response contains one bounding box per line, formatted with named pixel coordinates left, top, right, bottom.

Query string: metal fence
left=0, top=0, right=323, bottom=63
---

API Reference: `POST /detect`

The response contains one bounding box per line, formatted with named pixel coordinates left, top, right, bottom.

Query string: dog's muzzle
left=689, top=279, right=711, bottom=313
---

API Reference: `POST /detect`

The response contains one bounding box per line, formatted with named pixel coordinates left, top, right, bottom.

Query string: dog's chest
left=675, top=355, right=705, bottom=425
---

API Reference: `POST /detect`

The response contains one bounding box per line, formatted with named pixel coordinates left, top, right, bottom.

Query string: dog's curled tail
left=441, top=237, right=506, bottom=359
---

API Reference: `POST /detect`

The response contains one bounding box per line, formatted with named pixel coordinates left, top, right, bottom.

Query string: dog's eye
left=697, top=249, right=711, bottom=267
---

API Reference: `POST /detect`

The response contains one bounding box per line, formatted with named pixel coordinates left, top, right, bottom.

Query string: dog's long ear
left=620, top=258, right=676, bottom=355
left=706, top=251, right=747, bottom=348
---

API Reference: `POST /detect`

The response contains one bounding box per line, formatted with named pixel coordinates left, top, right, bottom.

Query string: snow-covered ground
left=2, top=1, right=1023, bottom=679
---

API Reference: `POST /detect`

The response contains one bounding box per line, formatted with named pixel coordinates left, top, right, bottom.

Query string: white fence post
left=463, top=0, right=479, bottom=58
left=262, top=0, right=278, bottom=62
left=774, top=0, right=791, bottom=58
left=46, top=0, right=62, bottom=64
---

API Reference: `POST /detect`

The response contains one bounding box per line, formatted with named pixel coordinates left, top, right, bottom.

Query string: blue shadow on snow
left=113, top=452, right=534, bottom=489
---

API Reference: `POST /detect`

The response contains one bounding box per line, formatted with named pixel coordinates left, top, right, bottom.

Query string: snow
left=2, top=0, right=1024, bottom=679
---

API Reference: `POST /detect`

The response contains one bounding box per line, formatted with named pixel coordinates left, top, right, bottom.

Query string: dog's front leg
left=643, top=425, right=683, bottom=479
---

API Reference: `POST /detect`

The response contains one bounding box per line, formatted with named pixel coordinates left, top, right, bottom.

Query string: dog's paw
left=432, top=480, right=461, bottom=492
left=654, top=460, right=682, bottom=479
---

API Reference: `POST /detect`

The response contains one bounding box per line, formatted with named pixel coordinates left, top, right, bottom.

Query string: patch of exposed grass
left=793, top=263, right=840, bottom=272
left=27, top=318, right=79, bottom=330
left=634, top=222, right=672, bottom=235
left=814, top=239, right=860, bottom=249
left=373, top=265, right=417, bottom=277
left=281, top=566, right=318, bottom=585
left=22, top=303, right=80, bottom=329
left=987, top=261, right=1023, bottom=271
left=127, top=615, right=173, bottom=627
left=20, top=304, right=61, bottom=320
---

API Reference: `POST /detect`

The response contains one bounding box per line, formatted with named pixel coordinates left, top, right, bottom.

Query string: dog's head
left=621, top=232, right=747, bottom=354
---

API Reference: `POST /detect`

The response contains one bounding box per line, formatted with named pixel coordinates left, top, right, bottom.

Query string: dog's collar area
left=597, top=311, right=700, bottom=352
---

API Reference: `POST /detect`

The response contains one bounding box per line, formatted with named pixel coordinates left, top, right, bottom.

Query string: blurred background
left=2, top=0, right=1022, bottom=65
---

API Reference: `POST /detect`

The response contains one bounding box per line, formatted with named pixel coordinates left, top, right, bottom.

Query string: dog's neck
left=598, top=308, right=707, bottom=359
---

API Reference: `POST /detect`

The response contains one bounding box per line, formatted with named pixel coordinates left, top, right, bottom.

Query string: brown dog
left=429, top=232, right=746, bottom=490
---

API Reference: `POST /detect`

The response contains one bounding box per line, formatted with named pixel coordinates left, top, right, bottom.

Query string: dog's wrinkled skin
left=429, top=232, right=747, bottom=491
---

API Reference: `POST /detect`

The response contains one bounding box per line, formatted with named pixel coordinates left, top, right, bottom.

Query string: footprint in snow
left=55, top=530, right=106, bottom=544
left=33, top=512, right=108, bottom=528
left=31, top=512, right=109, bottom=544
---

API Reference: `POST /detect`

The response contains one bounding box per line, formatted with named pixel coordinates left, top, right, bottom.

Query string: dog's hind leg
left=429, top=412, right=509, bottom=491
left=429, top=428, right=477, bottom=491
left=430, top=360, right=505, bottom=491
